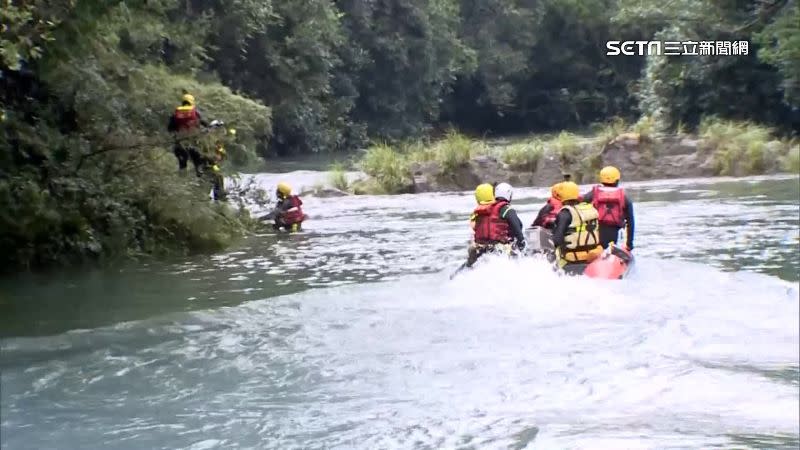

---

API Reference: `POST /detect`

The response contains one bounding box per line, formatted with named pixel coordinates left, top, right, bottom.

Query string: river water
left=1, top=173, right=798, bottom=449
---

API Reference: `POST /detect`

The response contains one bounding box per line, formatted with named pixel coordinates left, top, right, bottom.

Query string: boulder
left=299, top=186, right=350, bottom=198
left=657, top=135, right=702, bottom=156
left=531, top=152, right=564, bottom=186
left=599, top=138, right=649, bottom=181
left=409, top=160, right=441, bottom=193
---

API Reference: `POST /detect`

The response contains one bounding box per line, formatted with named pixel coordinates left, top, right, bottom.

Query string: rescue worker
left=167, top=93, right=209, bottom=175
left=207, top=141, right=227, bottom=201
left=266, top=182, right=307, bottom=232
left=465, top=182, right=526, bottom=268
left=531, top=182, right=564, bottom=230
left=469, top=183, right=495, bottom=231
left=551, top=181, right=604, bottom=274
left=580, top=166, right=635, bottom=250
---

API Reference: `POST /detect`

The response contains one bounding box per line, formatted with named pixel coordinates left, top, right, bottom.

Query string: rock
left=412, top=174, right=432, bottom=192
left=599, top=139, right=648, bottom=181
left=300, top=187, right=350, bottom=198
left=659, top=154, right=706, bottom=178
left=531, top=152, right=563, bottom=186
left=697, top=153, right=718, bottom=176
left=657, top=135, right=701, bottom=156
left=472, top=154, right=499, bottom=167
left=467, top=157, right=507, bottom=186
left=609, top=132, right=640, bottom=146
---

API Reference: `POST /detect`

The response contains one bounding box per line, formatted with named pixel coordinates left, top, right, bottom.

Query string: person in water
left=266, top=182, right=307, bottom=232
left=531, top=182, right=564, bottom=230
left=580, top=166, right=635, bottom=250
left=167, top=93, right=209, bottom=176
left=551, top=181, right=603, bottom=273
left=466, top=182, right=527, bottom=268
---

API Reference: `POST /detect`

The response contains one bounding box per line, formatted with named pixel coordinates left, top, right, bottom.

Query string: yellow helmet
left=276, top=182, right=292, bottom=197
left=550, top=182, right=563, bottom=200
left=559, top=181, right=580, bottom=201
left=182, top=93, right=195, bottom=106
left=474, top=183, right=494, bottom=204
left=599, top=166, right=621, bottom=184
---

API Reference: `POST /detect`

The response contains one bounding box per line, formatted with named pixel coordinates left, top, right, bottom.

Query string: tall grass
left=699, top=117, right=774, bottom=175
left=358, top=143, right=411, bottom=193
left=502, top=140, right=544, bottom=171
left=594, top=117, right=628, bottom=143
left=782, top=143, right=800, bottom=173
left=328, top=162, right=350, bottom=191
left=632, top=115, right=657, bottom=140
left=432, top=130, right=479, bottom=173
left=550, top=131, right=582, bottom=166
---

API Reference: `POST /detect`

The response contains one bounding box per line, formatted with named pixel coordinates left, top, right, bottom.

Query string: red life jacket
left=591, top=185, right=626, bottom=227
left=473, top=200, right=510, bottom=244
left=280, top=195, right=306, bottom=225
left=173, top=105, right=199, bottom=131
left=542, top=197, right=562, bottom=227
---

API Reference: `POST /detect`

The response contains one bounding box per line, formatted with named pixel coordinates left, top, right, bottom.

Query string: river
left=1, top=173, right=798, bottom=449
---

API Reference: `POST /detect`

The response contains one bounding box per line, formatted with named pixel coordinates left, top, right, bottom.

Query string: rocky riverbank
left=340, top=122, right=799, bottom=195
left=408, top=133, right=791, bottom=192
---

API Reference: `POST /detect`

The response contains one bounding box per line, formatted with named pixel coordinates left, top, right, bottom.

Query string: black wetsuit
left=551, top=208, right=575, bottom=251
left=581, top=186, right=635, bottom=250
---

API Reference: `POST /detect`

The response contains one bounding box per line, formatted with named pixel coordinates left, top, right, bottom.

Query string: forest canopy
left=1, top=0, right=797, bottom=271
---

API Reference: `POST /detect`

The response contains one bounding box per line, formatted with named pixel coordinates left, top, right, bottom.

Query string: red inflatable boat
left=583, top=244, right=634, bottom=280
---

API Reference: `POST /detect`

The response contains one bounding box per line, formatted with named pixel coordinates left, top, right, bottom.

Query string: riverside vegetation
left=2, top=0, right=799, bottom=272
left=344, top=118, right=800, bottom=194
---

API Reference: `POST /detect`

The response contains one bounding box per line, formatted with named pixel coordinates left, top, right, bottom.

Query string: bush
left=699, top=118, right=774, bottom=175
left=358, top=143, right=412, bottom=194
left=593, top=117, right=628, bottom=144
left=502, top=140, right=544, bottom=171
left=432, top=130, right=479, bottom=173
left=632, top=115, right=658, bottom=140
left=328, top=162, right=350, bottom=191
left=782, top=144, right=800, bottom=173
left=0, top=143, right=253, bottom=272
left=549, top=131, right=583, bottom=166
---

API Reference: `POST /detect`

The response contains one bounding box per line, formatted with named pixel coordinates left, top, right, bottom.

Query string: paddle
left=448, top=261, right=468, bottom=280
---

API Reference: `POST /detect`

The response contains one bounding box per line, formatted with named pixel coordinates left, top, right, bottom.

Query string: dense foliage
left=2, top=0, right=798, bottom=271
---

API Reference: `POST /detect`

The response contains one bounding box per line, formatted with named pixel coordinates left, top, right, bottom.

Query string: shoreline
left=297, top=122, right=799, bottom=197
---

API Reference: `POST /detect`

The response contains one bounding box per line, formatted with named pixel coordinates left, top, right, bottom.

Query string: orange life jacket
left=473, top=200, right=510, bottom=244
